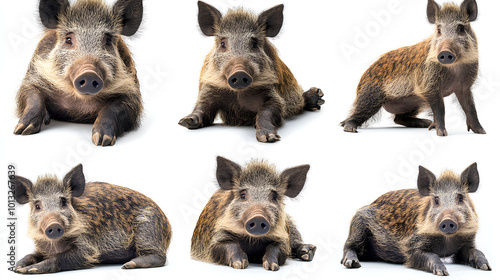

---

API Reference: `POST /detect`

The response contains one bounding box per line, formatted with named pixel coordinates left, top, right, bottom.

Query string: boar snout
left=439, top=215, right=458, bottom=234
left=42, top=216, right=65, bottom=239
left=244, top=209, right=270, bottom=236
left=70, top=63, right=104, bottom=95
left=227, top=67, right=253, bottom=89
left=438, top=50, right=456, bottom=65
left=437, top=41, right=457, bottom=65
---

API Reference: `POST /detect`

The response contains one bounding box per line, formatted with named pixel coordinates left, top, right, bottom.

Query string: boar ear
left=216, top=156, right=241, bottom=190
left=281, top=165, right=310, bottom=198
left=460, top=0, right=478, bottom=22
left=461, top=162, right=479, bottom=193
left=258, top=4, right=284, bottom=38
left=417, top=166, right=436, bottom=196
left=198, top=1, right=222, bottom=36
left=63, top=164, right=86, bottom=197
left=427, top=0, right=440, bottom=24
left=12, top=176, right=33, bottom=204
left=113, top=0, right=143, bottom=36
left=39, top=0, right=70, bottom=29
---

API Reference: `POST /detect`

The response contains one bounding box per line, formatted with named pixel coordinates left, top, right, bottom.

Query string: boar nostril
left=260, top=223, right=267, bottom=229
left=232, top=78, right=238, bottom=84
left=250, top=222, right=255, bottom=228
left=74, top=71, right=103, bottom=94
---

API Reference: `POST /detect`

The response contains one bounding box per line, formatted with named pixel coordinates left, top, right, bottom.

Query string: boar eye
left=240, top=190, right=246, bottom=200
left=434, top=196, right=440, bottom=206
left=458, top=25, right=465, bottom=34
left=251, top=39, right=259, bottom=49
left=35, top=202, right=42, bottom=211
left=458, top=194, right=464, bottom=203
left=271, top=191, right=277, bottom=201
left=437, top=26, right=442, bottom=36
left=106, top=38, right=112, bottom=46
left=220, top=39, right=228, bottom=50
left=61, top=197, right=67, bottom=207
left=65, top=36, right=73, bottom=45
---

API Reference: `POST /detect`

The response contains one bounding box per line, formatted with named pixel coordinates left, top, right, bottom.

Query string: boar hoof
left=256, top=130, right=281, bottom=143
left=92, top=132, right=116, bottom=146
left=14, top=267, right=28, bottom=274
left=122, top=261, right=137, bottom=269
left=13, top=108, right=50, bottom=135
left=179, top=115, right=202, bottom=129
left=479, top=264, right=492, bottom=271
left=432, top=267, right=449, bottom=276
left=297, top=244, right=316, bottom=261
left=341, top=120, right=358, bottom=133
left=303, top=87, right=325, bottom=111
left=263, top=260, right=280, bottom=271
left=229, top=259, right=248, bottom=269
left=467, top=125, right=486, bottom=134
left=342, top=249, right=361, bottom=268
left=428, top=123, right=448, bottom=136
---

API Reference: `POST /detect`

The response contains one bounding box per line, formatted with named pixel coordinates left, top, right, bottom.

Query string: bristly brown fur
left=341, top=0, right=484, bottom=137
left=180, top=2, right=324, bottom=143
left=14, top=0, right=143, bottom=146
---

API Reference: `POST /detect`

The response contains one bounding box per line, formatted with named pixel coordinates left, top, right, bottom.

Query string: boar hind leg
left=179, top=101, right=218, bottom=129
left=394, top=110, right=432, bottom=128
left=14, top=88, right=50, bottom=135
left=122, top=255, right=165, bottom=269
left=342, top=210, right=374, bottom=268
left=454, top=247, right=492, bottom=271
left=123, top=208, right=169, bottom=269
left=341, top=87, right=385, bottom=133
left=289, top=219, right=316, bottom=261
left=455, top=88, right=486, bottom=134
left=92, top=95, right=141, bottom=146
left=255, top=99, right=283, bottom=143
left=302, top=87, right=325, bottom=111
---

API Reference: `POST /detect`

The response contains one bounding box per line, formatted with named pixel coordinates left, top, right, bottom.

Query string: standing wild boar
left=191, top=157, right=316, bottom=270
left=14, top=0, right=144, bottom=146
left=12, top=164, right=171, bottom=274
left=341, top=0, right=484, bottom=136
left=342, top=163, right=491, bottom=276
left=179, top=2, right=325, bottom=143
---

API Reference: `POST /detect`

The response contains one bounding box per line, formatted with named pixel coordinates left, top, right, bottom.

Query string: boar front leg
left=454, top=247, right=492, bottom=271
left=211, top=242, right=249, bottom=269
left=178, top=100, right=218, bottom=129
left=15, top=248, right=93, bottom=274
left=405, top=250, right=449, bottom=276
left=14, top=87, right=50, bottom=135
left=455, top=88, right=486, bottom=134
left=255, top=98, right=283, bottom=143
left=288, top=218, right=316, bottom=261
left=425, top=92, right=447, bottom=136
left=92, top=95, right=141, bottom=146
left=15, top=252, right=44, bottom=271
left=262, top=242, right=288, bottom=271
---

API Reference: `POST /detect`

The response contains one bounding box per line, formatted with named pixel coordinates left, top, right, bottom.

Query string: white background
left=1, top=0, right=499, bottom=279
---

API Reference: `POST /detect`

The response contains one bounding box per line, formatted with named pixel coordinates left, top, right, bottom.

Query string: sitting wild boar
left=179, top=2, right=325, bottom=143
